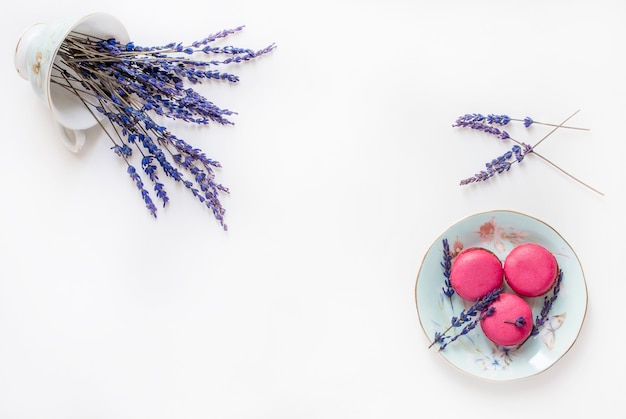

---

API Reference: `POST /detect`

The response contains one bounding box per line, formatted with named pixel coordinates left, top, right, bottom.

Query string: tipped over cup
left=15, top=13, right=130, bottom=152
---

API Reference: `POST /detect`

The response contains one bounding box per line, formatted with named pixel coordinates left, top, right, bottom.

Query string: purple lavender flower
left=531, top=269, right=563, bottom=336
left=486, top=114, right=511, bottom=126
left=112, top=144, right=132, bottom=157
left=523, top=117, right=534, bottom=127
left=127, top=165, right=157, bottom=218
left=53, top=27, right=275, bottom=228
left=459, top=144, right=532, bottom=185
left=440, top=238, right=454, bottom=303
left=504, top=316, right=527, bottom=327
left=454, top=113, right=486, bottom=124
left=452, top=118, right=510, bottom=140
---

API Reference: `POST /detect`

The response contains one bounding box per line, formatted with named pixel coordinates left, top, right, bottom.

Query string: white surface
left=0, top=0, right=623, bottom=417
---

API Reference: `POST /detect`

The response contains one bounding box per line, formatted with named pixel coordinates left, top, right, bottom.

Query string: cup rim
left=45, top=12, right=130, bottom=130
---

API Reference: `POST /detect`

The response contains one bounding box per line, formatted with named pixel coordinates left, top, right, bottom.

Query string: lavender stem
left=532, top=153, right=604, bottom=196
left=511, top=118, right=589, bottom=131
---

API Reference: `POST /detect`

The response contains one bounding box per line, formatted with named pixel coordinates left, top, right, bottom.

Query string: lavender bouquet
left=53, top=26, right=275, bottom=229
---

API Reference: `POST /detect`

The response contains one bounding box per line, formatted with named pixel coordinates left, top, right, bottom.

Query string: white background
left=1, top=0, right=624, bottom=417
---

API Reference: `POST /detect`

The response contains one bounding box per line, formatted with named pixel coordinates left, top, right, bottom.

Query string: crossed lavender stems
left=454, top=110, right=603, bottom=196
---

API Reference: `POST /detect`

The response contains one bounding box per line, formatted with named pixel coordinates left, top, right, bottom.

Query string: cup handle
left=58, top=124, right=86, bottom=153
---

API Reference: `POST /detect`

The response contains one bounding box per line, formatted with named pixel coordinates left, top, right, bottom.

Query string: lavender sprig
left=504, top=316, right=527, bottom=327
left=459, top=143, right=532, bottom=185
left=118, top=26, right=246, bottom=54
left=439, top=307, right=496, bottom=351
left=127, top=165, right=157, bottom=218
left=531, top=269, right=564, bottom=336
left=429, top=287, right=503, bottom=349
left=452, top=117, right=511, bottom=140
left=485, top=114, right=589, bottom=131
left=440, top=238, right=454, bottom=308
left=51, top=28, right=275, bottom=228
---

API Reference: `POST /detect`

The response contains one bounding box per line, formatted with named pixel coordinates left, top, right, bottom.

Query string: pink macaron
left=480, top=293, right=533, bottom=347
left=504, top=243, right=558, bottom=297
left=450, top=247, right=504, bottom=301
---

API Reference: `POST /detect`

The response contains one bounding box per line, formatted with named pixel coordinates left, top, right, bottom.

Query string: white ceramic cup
left=15, top=13, right=130, bottom=152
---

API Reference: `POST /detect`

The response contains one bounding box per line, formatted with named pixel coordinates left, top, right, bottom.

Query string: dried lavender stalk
left=430, top=287, right=503, bottom=350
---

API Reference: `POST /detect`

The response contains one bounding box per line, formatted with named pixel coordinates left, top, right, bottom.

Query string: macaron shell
left=449, top=247, right=504, bottom=301
left=504, top=243, right=558, bottom=297
left=480, top=293, right=533, bottom=347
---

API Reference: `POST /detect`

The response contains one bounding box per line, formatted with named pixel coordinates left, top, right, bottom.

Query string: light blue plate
left=415, top=210, right=587, bottom=381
